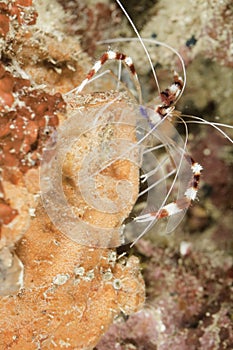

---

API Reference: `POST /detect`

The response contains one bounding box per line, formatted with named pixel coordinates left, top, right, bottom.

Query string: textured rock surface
left=0, top=1, right=145, bottom=348
left=0, top=0, right=232, bottom=348
left=0, top=204, right=144, bottom=348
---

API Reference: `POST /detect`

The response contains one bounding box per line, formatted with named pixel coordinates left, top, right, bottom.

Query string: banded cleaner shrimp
left=40, top=0, right=232, bottom=249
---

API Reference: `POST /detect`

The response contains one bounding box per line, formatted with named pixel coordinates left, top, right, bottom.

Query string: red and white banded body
left=73, top=49, right=202, bottom=232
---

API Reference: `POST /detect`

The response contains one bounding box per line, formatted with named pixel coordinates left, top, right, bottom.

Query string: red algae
left=0, top=63, right=65, bottom=173
left=0, top=0, right=37, bottom=36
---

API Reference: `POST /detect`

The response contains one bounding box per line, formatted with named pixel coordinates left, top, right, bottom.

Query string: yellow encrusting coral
left=0, top=1, right=145, bottom=348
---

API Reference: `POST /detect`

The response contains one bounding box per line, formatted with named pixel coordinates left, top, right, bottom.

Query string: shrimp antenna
left=115, top=0, right=161, bottom=95
left=180, top=114, right=233, bottom=144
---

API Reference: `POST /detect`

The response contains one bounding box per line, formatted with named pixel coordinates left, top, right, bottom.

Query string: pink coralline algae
left=96, top=240, right=233, bottom=349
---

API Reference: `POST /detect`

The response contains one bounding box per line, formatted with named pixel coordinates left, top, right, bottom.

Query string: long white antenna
left=180, top=115, right=233, bottom=144
left=115, top=0, right=161, bottom=95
